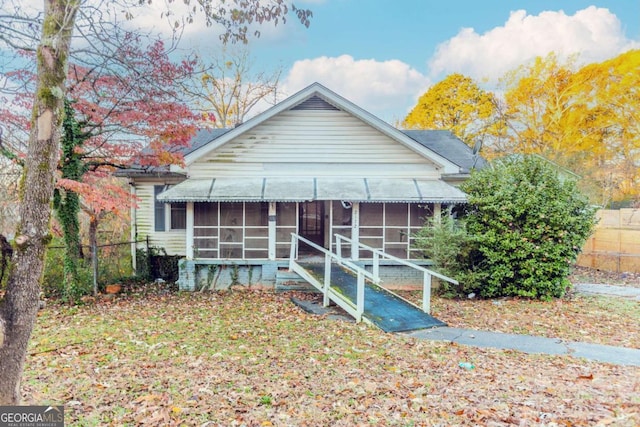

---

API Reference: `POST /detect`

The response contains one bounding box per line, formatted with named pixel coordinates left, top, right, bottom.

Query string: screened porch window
left=330, top=201, right=352, bottom=255
left=193, top=202, right=268, bottom=259
left=358, top=203, right=432, bottom=259
left=276, top=202, right=297, bottom=258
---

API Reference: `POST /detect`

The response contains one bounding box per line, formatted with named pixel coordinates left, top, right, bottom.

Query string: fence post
left=356, top=272, right=365, bottom=322
left=289, top=234, right=297, bottom=271
left=422, top=272, right=431, bottom=313
left=323, top=253, right=331, bottom=307
left=373, top=251, right=379, bottom=281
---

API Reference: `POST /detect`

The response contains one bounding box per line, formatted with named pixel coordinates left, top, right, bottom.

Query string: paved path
left=293, top=283, right=640, bottom=367
left=405, top=327, right=640, bottom=366
left=574, top=283, right=640, bottom=300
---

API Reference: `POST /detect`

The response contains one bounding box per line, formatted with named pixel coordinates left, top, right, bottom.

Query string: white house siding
left=188, top=110, right=441, bottom=179
left=134, top=181, right=186, bottom=256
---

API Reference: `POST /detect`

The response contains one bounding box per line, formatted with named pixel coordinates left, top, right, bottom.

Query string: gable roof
left=118, top=82, right=486, bottom=177
left=182, top=82, right=461, bottom=173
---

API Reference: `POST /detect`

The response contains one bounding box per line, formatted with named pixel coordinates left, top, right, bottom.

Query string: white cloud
left=280, top=55, right=430, bottom=123
left=429, top=6, right=639, bottom=82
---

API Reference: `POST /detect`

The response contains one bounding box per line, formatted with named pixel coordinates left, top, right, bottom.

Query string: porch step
left=275, top=269, right=318, bottom=292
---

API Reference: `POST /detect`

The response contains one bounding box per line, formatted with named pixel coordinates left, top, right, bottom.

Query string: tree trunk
left=0, top=0, right=79, bottom=405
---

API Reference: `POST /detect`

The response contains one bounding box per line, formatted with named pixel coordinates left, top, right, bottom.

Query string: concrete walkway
left=405, top=327, right=640, bottom=366
left=574, top=283, right=640, bottom=300
left=292, top=283, right=640, bottom=367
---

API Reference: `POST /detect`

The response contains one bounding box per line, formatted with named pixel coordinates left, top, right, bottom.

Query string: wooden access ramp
left=289, top=234, right=455, bottom=332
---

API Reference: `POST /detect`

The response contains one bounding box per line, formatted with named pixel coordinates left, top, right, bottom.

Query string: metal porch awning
left=156, top=177, right=467, bottom=203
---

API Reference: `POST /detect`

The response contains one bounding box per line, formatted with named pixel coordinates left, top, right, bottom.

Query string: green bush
left=42, top=243, right=92, bottom=302
left=417, top=156, right=597, bottom=299
left=413, top=213, right=477, bottom=297
left=136, top=247, right=180, bottom=283
left=43, top=239, right=135, bottom=303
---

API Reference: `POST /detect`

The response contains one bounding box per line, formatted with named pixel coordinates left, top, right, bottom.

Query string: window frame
left=154, top=185, right=186, bottom=232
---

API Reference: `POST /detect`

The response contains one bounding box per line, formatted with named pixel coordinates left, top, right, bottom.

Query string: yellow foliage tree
left=499, top=51, right=639, bottom=205
left=575, top=50, right=640, bottom=204
left=402, top=73, right=504, bottom=153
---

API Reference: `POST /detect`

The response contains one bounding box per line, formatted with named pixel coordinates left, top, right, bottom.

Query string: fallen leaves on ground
left=424, top=294, right=640, bottom=349
left=23, top=290, right=639, bottom=426
left=569, top=266, right=640, bottom=287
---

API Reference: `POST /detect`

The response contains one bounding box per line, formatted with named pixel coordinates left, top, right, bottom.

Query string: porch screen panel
left=357, top=203, right=427, bottom=260
left=219, top=203, right=242, bottom=258
left=359, top=203, right=384, bottom=258
left=194, top=203, right=219, bottom=258
left=384, top=204, right=409, bottom=258
left=276, top=203, right=297, bottom=258
left=409, top=204, right=433, bottom=258
left=330, top=201, right=352, bottom=254
left=244, top=203, right=268, bottom=258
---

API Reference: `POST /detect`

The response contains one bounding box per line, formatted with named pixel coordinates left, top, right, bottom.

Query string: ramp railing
left=334, top=234, right=458, bottom=314
left=289, top=233, right=380, bottom=323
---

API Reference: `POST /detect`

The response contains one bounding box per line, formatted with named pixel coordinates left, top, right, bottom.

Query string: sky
left=6, top=1, right=640, bottom=125
left=165, top=0, right=639, bottom=124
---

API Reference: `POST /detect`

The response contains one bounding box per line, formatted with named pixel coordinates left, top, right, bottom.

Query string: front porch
left=171, top=199, right=446, bottom=291
left=176, top=256, right=440, bottom=291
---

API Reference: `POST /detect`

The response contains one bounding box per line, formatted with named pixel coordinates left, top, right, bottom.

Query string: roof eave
left=114, top=169, right=187, bottom=179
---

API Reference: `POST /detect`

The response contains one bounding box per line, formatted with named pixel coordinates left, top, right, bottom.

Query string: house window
left=170, top=203, right=187, bottom=230
left=154, top=185, right=186, bottom=231
left=154, top=186, right=166, bottom=232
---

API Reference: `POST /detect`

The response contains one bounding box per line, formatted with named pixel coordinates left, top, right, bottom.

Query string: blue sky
left=217, top=0, right=638, bottom=123
left=10, top=1, right=640, bottom=124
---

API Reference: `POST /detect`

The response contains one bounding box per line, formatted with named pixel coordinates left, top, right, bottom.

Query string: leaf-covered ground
left=569, top=265, right=640, bottom=287
left=23, top=289, right=639, bottom=426
left=398, top=265, right=640, bottom=348
left=398, top=293, right=640, bottom=349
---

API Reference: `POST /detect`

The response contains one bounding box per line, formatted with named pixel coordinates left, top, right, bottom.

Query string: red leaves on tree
left=1, top=35, right=201, bottom=217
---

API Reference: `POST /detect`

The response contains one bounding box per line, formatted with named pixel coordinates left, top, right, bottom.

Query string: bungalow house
left=120, top=83, right=485, bottom=290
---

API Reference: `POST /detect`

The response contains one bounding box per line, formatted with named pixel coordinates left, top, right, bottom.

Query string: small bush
left=413, top=214, right=476, bottom=297
left=417, top=156, right=597, bottom=299
left=42, top=244, right=92, bottom=302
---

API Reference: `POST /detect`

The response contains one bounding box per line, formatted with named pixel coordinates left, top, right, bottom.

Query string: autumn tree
left=403, top=73, right=505, bottom=152
left=499, top=51, right=639, bottom=205
left=184, top=45, right=282, bottom=127
left=0, top=0, right=312, bottom=405
left=499, top=54, right=591, bottom=159
left=0, top=0, right=80, bottom=405
left=2, top=37, right=201, bottom=300
left=571, top=50, right=640, bottom=204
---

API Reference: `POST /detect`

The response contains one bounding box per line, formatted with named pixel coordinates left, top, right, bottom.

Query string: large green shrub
left=418, top=156, right=596, bottom=299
